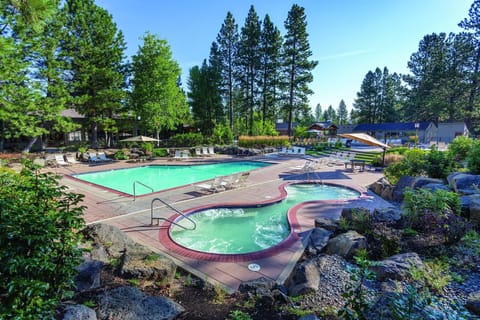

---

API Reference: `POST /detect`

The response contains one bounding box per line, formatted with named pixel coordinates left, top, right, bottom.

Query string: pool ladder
left=150, top=197, right=196, bottom=230
left=133, top=180, right=154, bottom=201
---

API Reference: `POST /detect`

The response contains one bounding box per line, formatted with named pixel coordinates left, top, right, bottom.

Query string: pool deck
left=53, top=154, right=392, bottom=292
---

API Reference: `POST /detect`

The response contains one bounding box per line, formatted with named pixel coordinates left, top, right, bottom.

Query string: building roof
left=275, top=122, right=297, bottom=131
left=308, top=121, right=337, bottom=130
left=353, top=121, right=432, bottom=132
left=61, top=108, right=85, bottom=118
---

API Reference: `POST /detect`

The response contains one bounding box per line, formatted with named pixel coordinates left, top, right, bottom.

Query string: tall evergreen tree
left=216, top=12, right=239, bottom=132
left=404, top=33, right=472, bottom=123
left=259, top=14, right=282, bottom=129
left=337, top=99, right=348, bottom=124
left=281, top=4, right=318, bottom=136
left=459, top=0, right=480, bottom=133
left=0, top=0, right=67, bottom=152
left=314, top=103, right=322, bottom=121
left=62, top=0, right=127, bottom=148
left=237, top=5, right=261, bottom=135
left=130, top=33, right=188, bottom=140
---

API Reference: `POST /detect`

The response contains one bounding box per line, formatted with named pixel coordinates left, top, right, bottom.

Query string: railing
left=132, top=180, right=154, bottom=201
left=150, top=197, right=196, bottom=230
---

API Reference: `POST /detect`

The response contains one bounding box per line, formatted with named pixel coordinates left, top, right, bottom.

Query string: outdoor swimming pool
left=72, top=161, right=271, bottom=196
left=169, top=183, right=360, bottom=254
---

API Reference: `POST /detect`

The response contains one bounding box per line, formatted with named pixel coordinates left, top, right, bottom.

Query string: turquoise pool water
left=72, top=161, right=270, bottom=195
left=169, top=184, right=360, bottom=254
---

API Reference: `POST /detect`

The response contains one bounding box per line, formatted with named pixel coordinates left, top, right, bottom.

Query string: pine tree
left=281, top=4, right=318, bottom=136
left=62, top=0, right=127, bottom=148
left=314, top=103, right=322, bottom=121
left=259, top=14, right=283, bottom=129
left=459, top=0, right=480, bottom=133
left=337, top=99, right=348, bottom=125
left=216, top=12, right=239, bottom=132
left=130, top=33, right=188, bottom=141
left=0, top=0, right=63, bottom=152
left=237, top=5, right=261, bottom=135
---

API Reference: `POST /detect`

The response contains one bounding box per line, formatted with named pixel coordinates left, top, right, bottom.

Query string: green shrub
left=384, top=149, right=427, bottom=184
left=212, top=122, right=233, bottom=145
left=114, top=149, right=129, bottom=160
left=152, top=148, right=169, bottom=157
left=466, top=140, right=480, bottom=174
left=141, top=142, right=154, bottom=153
left=403, top=188, right=461, bottom=225
left=448, top=136, right=474, bottom=161
left=424, top=148, right=456, bottom=180
left=169, top=132, right=204, bottom=147
left=0, top=161, right=85, bottom=318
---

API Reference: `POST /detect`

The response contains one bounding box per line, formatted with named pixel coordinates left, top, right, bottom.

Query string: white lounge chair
left=208, top=146, right=215, bottom=156
left=181, top=150, right=190, bottom=159
left=195, top=176, right=225, bottom=193
left=97, top=152, right=113, bottom=162
left=65, top=154, right=81, bottom=165
left=55, top=154, right=71, bottom=166
left=202, top=147, right=210, bottom=156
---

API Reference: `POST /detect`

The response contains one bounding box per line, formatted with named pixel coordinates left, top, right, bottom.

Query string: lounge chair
left=55, top=154, right=71, bottom=166
left=220, top=173, right=240, bottom=190
left=97, top=152, right=113, bottom=162
left=208, top=146, right=215, bottom=156
left=236, top=172, right=250, bottom=187
left=195, top=176, right=225, bottom=193
left=66, top=154, right=81, bottom=165
left=181, top=150, right=190, bottom=159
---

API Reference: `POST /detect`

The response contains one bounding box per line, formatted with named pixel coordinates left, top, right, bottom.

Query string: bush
left=114, top=149, right=129, bottom=160
left=212, top=123, right=233, bottom=145
left=466, top=140, right=480, bottom=174
left=448, top=136, right=474, bottom=161
left=0, top=161, right=85, bottom=318
left=424, top=148, right=456, bottom=180
left=384, top=149, right=427, bottom=184
left=169, top=132, right=204, bottom=147
left=152, top=148, right=169, bottom=157
left=238, top=135, right=289, bottom=148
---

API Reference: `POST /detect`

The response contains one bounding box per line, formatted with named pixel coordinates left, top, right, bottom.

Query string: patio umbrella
left=338, top=133, right=389, bottom=166
left=338, top=133, right=389, bottom=149
left=120, top=135, right=159, bottom=142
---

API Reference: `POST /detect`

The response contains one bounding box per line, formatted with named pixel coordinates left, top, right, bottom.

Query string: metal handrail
left=150, top=197, right=196, bottom=230
left=133, top=180, right=154, bottom=201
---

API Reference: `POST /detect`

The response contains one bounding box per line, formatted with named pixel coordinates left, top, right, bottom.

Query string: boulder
left=392, top=176, right=416, bottom=202
left=369, top=177, right=391, bottom=196
left=421, top=183, right=450, bottom=193
left=74, top=260, right=103, bottom=292
left=120, top=249, right=176, bottom=282
left=307, top=228, right=333, bottom=255
left=372, top=207, right=402, bottom=224
left=324, top=231, right=367, bottom=259
left=62, top=304, right=97, bottom=320
left=466, top=291, right=480, bottom=316
left=448, top=173, right=480, bottom=195
left=314, top=217, right=339, bottom=232
left=287, top=258, right=320, bottom=295
left=370, top=252, right=423, bottom=281
left=287, top=255, right=353, bottom=310
left=410, top=177, right=444, bottom=190
left=96, top=286, right=184, bottom=320
left=239, top=277, right=279, bottom=307
left=468, top=195, right=480, bottom=227
left=82, top=224, right=139, bottom=258
left=380, top=186, right=394, bottom=201
left=239, top=277, right=277, bottom=293
left=340, top=207, right=370, bottom=221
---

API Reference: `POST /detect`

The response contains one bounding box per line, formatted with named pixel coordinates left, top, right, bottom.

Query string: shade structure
left=338, top=133, right=389, bottom=149
left=120, top=135, right=159, bottom=142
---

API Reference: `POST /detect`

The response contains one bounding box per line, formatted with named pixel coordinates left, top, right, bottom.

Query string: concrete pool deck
left=54, top=154, right=392, bottom=292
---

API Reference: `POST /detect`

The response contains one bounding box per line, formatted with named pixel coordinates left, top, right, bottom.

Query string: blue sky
left=96, top=0, right=472, bottom=113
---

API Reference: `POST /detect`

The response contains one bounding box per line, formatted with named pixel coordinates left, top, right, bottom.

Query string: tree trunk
left=22, top=137, right=39, bottom=153
left=91, top=121, right=98, bottom=149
